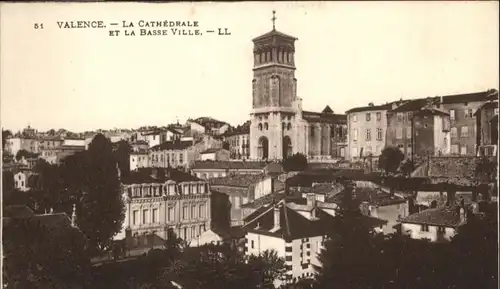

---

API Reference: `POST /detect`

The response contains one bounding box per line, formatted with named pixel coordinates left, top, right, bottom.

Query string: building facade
left=223, top=121, right=251, bottom=159
left=116, top=168, right=211, bottom=243
left=441, top=90, right=498, bottom=155
left=386, top=98, right=451, bottom=158
left=248, top=22, right=347, bottom=161
left=191, top=161, right=268, bottom=180
left=475, top=100, right=499, bottom=156
left=346, top=103, right=393, bottom=160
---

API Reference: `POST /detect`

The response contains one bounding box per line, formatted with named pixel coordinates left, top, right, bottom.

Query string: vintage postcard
left=1, top=2, right=498, bottom=289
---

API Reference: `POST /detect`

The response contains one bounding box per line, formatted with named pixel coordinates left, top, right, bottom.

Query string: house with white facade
left=241, top=196, right=385, bottom=285
left=398, top=203, right=478, bottom=242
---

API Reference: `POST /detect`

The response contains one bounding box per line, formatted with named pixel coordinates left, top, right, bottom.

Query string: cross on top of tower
left=272, top=10, right=277, bottom=31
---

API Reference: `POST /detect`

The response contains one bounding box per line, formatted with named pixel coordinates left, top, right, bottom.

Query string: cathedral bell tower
left=250, top=11, right=298, bottom=161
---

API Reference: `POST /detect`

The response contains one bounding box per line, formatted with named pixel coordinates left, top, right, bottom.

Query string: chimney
left=306, top=193, right=317, bottom=208
left=459, top=207, right=467, bottom=224
left=273, top=205, right=281, bottom=230
left=71, top=204, right=77, bottom=227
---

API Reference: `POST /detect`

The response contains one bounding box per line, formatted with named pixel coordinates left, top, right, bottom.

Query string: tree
left=66, top=134, right=125, bottom=255
left=3, top=218, right=90, bottom=289
left=282, top=153, right=308, bottom=172
left=398, top=159, right=415, bottom=177
left=113, top=140, right=133, bottom=178
left=15, top=149, right=31, bottom=161
left=315, top=180, right=385, bottom=289
left=2, top=129, right=12, bottom=149
left=378, top=147, right=404, bottom=175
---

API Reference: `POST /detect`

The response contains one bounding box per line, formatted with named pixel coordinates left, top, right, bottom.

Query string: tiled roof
left=192, top=161, right=268, bottom=170
left=302, top=111, right=347, bottom=124
left=474, top=101, right=499, bottom=115
left=399, top=206, right=463, bottom=228
left=210, top=186, right=248, bottom=197
left=243, top=200, right=386, bottom=240
left=3, top=205, right=35, bottom=218
left=193, top=117, right=228, bottom=128
left=122, top=167, right=200, bottom=184
left=346, top=103, right=393, bottom=114
left=391, top=97, right=440, bottom=112
left=252, top=29, right=297, bottom=42
left=329, top=187, right=407, bottom=207
left=209, top=173, right=268, bottom=187
left=441, top=90, right=498, bottom=104
left=240, top=191, right=287, bottom=209
left=200, top=148, right=224, bottom=154
left=150, top=140, right=193, bottom=151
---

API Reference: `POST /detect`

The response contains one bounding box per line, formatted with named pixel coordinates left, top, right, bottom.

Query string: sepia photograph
left=0, top=2, right=498, bottom=289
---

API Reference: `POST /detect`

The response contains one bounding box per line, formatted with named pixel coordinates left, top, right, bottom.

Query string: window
left=168, top=207, right=174, bottom=222
left=199, top=204, right=205, bottom=218
left=310, top=126, right=315, bottom=137
left=143, top=209, right=149, bottom=224
left=376, top=112, right=382, bottom=121
left=461, top=126, right=468, bottom=137
left=397, top=113, right=404, bottom=122
left=258, top=124, right=262, bottom=131
left=152, top=208, right=158, bottom=223
left=365, top=129, right=371, bottom=141
left=406, top=127, right=412, bottom=139
left=437, top=226, right=445, bottom=234
left=251, top=240, right=255, bottom=249
left=191, top=227, right=196, bottom=239
left=191, top=205, right=196, bottom=219
left=183, top=206, right=188, bottom=220
left=133, top=210, right=139, bottom=225
left=377, top=128, right=383, bottom=141
left=460, top=145, right=467, bottom=155
left=287, top=123, right=291, bottom=130
left=451, top=145, right=459, bottom=154
left=451, top=127, right=457, bottom=138
left=179, top=153, right=184, bottom=164
left=352, top=129, right=358, bottom=141
left=465, top=108, right=473, bottom=118
left=396, top=127, right=403, bottom=139
left=264, top=123, right=269, bottom=130
left=421, top=224, right=429, bottom=232
left=450, top=109, right=456, bottom=121
left=366, top=113, right=371, bottom=122
left=352, top=114, right=358, bottom=122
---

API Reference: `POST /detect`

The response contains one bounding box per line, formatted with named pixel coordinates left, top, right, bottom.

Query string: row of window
left=449, top=108, right=476, bottom=121
left=131, top=203, right=207, bottom=226
left=351, top=112, right=382, bottom=122
left=310, top=126, right=346, bottom=138
left=150, top=152, right=184, bottom=164
left=254, top=50, right=293, bottom=65
left=351, top=128, right=384, bottom=142
left=128, top=183, right=207, bottom=198
left=450, top=126, right=472, bottom=138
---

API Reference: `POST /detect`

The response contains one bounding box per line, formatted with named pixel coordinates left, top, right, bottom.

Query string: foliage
left=398, top=159, right=415, bottom=177
left=2, top=129, right=12, bottom=148
left=73, top=134, right=125, bottom=255
left=113, top=140, right=133, bottom=178
left=2, top=170, right=15, bottom=195
left=378, top=147, right=404, bottom=175
left=3, top=218, right=90, bottom=289
left=15, top=149, right=32, bottom=161
left=160, top=245, right=285, bottom=289
left=475, top=156, right=497, bottom=184
left=282, top=153, right=308, bottom=172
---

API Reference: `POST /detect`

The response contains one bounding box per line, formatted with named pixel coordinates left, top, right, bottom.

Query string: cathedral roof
left=302, top=111, right=347, bottom=124
left=322, top=105, right=334, bottom=114
left=252, top=29, right=297, bottom=42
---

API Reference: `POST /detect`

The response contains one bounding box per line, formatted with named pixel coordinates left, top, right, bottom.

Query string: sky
left=1, top=2, right=498, bottom=133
